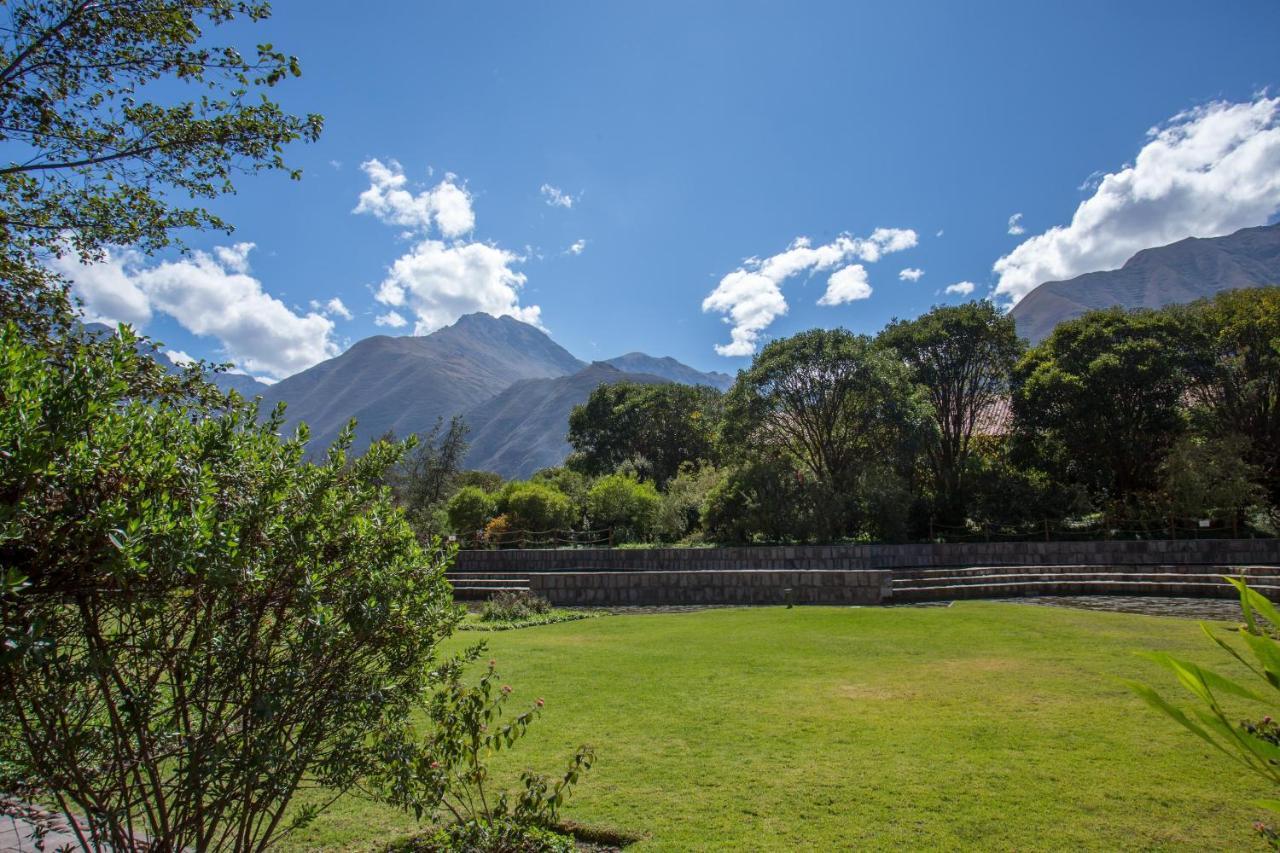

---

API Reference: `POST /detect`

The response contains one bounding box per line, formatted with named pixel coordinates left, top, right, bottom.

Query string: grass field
left=285, top=602, right=1270, bottom=851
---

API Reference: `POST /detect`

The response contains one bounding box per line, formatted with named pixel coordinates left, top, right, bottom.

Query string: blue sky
left=63, top=0, right=1280, bottom=379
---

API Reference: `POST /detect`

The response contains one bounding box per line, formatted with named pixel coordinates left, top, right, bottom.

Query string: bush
left=375, top=656, right=594, bottom=851
left=586, top=473, right=661, bottom=542
left=499, top=482, right=577, bottom=533
left=481, top=590, right=553, bottom=622
left=701, top=456, right=817, bottom=544
left=0, top=325, right=458, bottom=851
left=655, top=463, right=723, bottom=542
left=447, top=485, right=498, bottom=535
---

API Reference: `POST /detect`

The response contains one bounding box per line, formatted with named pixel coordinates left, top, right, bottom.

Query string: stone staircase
left=888, top=564, right=1280, bottom=603
left=447, top=572, right=531, bottom=601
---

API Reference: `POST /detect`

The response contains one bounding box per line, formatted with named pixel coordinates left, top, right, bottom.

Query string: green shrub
left=499, top=482, right=577, bottom=532
left=1129, top=578, right=1280, bottom=847
left=701, top=456, right=817, bottom=543
left=655, top=463, right=723, bottom=542
left=375, top=656, right=594, bottom=851
left=0, top=325, right=458, bottom=851
left=586, top=473, right=661, bottom=542
left=447, top=485, right=498, bottom=535
left=481, top=590, right=553, bottom=622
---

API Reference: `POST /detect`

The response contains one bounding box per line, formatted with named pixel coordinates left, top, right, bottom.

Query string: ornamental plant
left=0, top=324, right=458, bottom=852
left=1129, top=578, right=1280, bottom=848
left=376, top=653, right=594, bottom=851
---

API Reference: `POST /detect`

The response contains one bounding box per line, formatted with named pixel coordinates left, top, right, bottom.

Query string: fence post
left=1044, top=518, right=1050, bottom=542
left=608, top=528, right=614, bottom=548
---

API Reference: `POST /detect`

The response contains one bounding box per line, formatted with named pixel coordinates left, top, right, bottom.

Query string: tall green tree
left=722, top=328, right=924, bottom=539
left=1180, top=287, right=1280, bottom=509
left=880, top=301, right=1024, bottom=525
left=567, top=382, right=721, bottom=487
left=387, top=415, right=470, bottom=539
left=0, top=0, right=322, bottom=330
left=1012, top=307, right=1192, bottom=504
left=0, top=325, right=456, bottom=852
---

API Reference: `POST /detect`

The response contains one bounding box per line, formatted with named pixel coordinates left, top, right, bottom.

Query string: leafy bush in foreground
left=1129, top=578, right=1280, bottom=848
left=0, top=325, right=458, bottom=851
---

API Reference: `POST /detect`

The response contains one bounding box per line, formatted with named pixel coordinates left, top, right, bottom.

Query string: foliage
left=457, top=609, right=598, bottom=633
left=389, top=416, right=470, bottom=540
left=0, top=324, right=457, bottom=852
left=1159, top=434, right=1265, bottom=520
left=530, top=467, right=589, bottom=521
left=499, top=482, right=577, bottom=533
left=1013, top=307, right=1193, bottom=504
left=457, top=469, right=505, bottom=494
left=701, top=454, right=817, bottom=544
left=586, top=473, right=661, bottom=543
left=483, top=514, right=513, bottom=547
left=1180, top=287, right=1280, bottom=509
left=0, top=0, right=321, bottom=330
left=375, top=655, right=594, bottom=852
left=655, top=463, right=723, bottom=542
left=966, top=436, right=1092, bottom=529
left=567, top=382, right=721, bottom=487
left=447, top=485, right=498, bottom=536
left=481, top=590, right=553, bottom=623
left=721, top=328, right=925, bottom=539
left=879, top=301, right=1024, bottom=526
left=1128, top=578, right=1280, bottom=846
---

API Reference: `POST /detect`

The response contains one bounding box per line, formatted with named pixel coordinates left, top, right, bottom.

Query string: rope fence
left=453, top=527, right=615, bottom=550
left=926, top=507, right=1272, bottom=543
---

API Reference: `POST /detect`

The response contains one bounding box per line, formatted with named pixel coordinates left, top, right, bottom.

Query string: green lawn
left=286, top=603, right=1269, bottom=851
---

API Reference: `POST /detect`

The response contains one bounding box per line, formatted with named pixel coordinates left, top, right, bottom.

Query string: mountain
left=259, top=313, right=585, bottom=451
left=604, top=352, right=733, bottom=391
left=1010, top=223, right=1280, bottom=344
left=80, top=321, right=271, bottom=396
left=463, top=363, right=671, bottom=479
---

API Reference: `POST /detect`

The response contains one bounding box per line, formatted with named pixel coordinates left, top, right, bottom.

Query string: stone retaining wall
left=455, top=538, right=1280, bottom=574
left=527, top=570, right=891, bottom=606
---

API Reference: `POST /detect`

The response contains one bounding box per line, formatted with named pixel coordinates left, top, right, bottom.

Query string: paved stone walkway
left=1005, top=595, right=1244, bottom=621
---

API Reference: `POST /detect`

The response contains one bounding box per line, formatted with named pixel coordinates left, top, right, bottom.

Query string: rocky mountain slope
left=1010, top=223, right=1280, bottom=343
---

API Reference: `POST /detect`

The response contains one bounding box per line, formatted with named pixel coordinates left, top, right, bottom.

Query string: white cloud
left=354, top=159, right=475, bottom=238
left=566, top=239, right=587, bottom=255
left=540, top=184, right=577, bottom=209
left=310, top=297, right=353, bottom=320
left=945, top=281, right=976, bottom=296
left=1007, top=213, right=1025, bottom=236
left=818, top=265, right=872, bottom=306
left=994, top=95, right=1280, bottom=305
left=165, top=349, right=195, bottom=366
left=358, top=160, right=541, bottom=334
left=375, top=310, right=407, bottom=328
left=702, top=228, right=917, bottom=356
left=898, top=267, right=925, bottom=282
left=56, top=244, right=339, bottom=381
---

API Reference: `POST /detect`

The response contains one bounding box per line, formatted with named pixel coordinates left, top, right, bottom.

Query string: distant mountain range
left=1011, top=222, right=1280, bottom=343
left=246, top=312, right=732, bottom=476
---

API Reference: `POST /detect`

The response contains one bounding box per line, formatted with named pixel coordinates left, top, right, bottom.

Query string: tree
left=0, top=324, right=456, bottom=851
left=0, top=1, right=322, bottom=330
left=880, top=302, right=1023, bottom=525
left=1158, top=434, right=1265, bottom=521
left=700, top=455, right=817, bottom=544
left=390, top=415, right=470, bottom=538
left=1012, top=308, right=1192, bottom=505
left=498, top=481, right=576, bottom=533
left=586, top=474, right=661, bottom=543
left=445, top=485, right=497, bottom=536
left=567, top=382, right=721, bottom=487
left=721, top=328, right=924, bottom=539
left=1179, top=287, right=1280, bottom=509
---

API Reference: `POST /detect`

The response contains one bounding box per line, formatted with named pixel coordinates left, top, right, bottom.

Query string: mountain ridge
left=1010, top=222, right=1280, bottom=343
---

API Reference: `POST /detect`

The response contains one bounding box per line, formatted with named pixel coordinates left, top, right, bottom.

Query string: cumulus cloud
left=55, top=245, right=339, bottom=381
left=945, top=281, right=976, bottom=296
left=1007, top=213, right=1025, bottom=236
left=541, top=184, right=577, bottom=208
left=566, top=239, right=587, bottom=255
left=358, top=160, right=541, bottom=335
left=310, top=297, right=353, bottom=320
left=702, top=229, right=917, bottom=356
left=898, top=267, right=924, bottom=282
left=818, top=264, right=872, bottom=305
left=165, top=349, right=195, bottom=366
left=994, top=96, right=1280, bottom=305
left=354, top=159, right=475, bottom=238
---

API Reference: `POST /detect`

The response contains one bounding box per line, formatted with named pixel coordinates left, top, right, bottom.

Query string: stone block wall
left=527, top=570, right=891, bottom=607
left=455, top=538, right=1280, bottom=575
